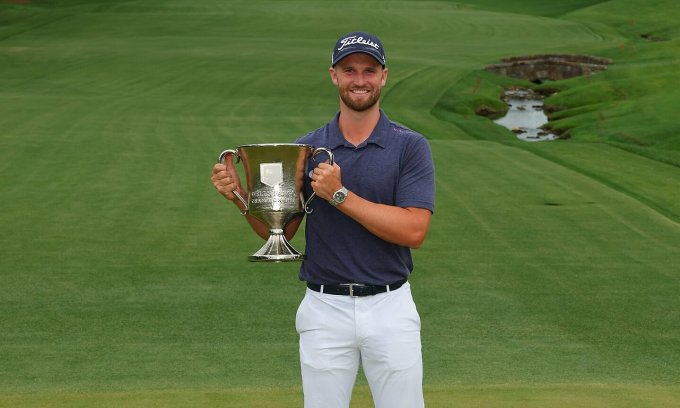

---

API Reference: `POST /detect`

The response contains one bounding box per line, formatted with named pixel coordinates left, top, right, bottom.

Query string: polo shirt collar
left=328, top=109, right=389, bottom=149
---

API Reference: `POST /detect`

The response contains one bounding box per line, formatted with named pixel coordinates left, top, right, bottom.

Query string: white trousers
left=295, top=282, right=424, bottom=408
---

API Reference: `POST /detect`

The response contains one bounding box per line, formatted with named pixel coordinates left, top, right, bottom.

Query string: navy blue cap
left=331, top=32, right=386, bottom=67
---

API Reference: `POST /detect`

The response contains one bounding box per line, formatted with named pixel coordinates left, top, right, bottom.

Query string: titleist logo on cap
left=331, top=31, right=385, bottom=66
left=338, top=35, right=380, bottom=51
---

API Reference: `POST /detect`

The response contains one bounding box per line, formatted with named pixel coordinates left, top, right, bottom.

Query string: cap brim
left=332, top=50, right=385, bottom=66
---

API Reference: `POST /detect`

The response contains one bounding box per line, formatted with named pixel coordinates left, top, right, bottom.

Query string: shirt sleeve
left=396, top=135, right=435, bottom=212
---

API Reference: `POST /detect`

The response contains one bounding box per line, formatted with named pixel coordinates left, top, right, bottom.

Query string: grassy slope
left=1, top=0, right=679, bottom=406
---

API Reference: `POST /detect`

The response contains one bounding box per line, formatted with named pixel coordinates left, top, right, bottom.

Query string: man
left=211, top=31, right=435, bottom=408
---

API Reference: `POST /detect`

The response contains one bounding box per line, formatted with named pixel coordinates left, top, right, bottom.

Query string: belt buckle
left=340, top=283, right=365, bottom=298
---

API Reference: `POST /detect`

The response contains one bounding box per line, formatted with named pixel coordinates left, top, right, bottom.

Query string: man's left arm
left=311, top=161, right=434, bottom=248
left=335, top=194, right=432, bottom=248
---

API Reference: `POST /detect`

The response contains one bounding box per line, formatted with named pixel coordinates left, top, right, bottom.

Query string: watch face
left=332, top=188, right=347, bottom=205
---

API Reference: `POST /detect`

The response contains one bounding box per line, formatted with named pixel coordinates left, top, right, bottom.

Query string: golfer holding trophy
left=211, top=32, right=435, bottom=408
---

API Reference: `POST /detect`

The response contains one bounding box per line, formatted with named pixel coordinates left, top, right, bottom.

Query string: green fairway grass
left=2, top=384, right=680, bottom=407
left=1, top=0, right=679, bottom=406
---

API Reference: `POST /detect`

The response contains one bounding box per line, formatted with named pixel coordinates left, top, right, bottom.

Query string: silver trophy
left=218, top=143, right=333, bottom=262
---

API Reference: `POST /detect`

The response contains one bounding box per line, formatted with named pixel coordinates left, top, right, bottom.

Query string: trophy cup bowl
left=218, top=143, right=333, bottom=262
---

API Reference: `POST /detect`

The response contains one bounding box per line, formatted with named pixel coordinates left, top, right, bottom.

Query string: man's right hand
left=211, top=155, right=243, bottom=203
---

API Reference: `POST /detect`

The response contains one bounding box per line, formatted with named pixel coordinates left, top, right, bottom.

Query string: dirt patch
left=641, top=33, right=668, bottom=42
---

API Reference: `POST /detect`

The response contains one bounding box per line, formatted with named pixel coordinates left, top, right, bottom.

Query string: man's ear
left=329, top=67, right=339, bottom=86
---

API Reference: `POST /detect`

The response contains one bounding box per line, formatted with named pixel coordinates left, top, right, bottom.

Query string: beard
left=338, top=86, right=382, bottom=112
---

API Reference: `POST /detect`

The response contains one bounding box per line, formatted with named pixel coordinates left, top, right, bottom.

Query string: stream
left=494, top=88, right=557, bottom=142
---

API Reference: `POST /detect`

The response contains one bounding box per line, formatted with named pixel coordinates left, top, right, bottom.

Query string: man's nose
left=353, top=72, right=367, bottom=85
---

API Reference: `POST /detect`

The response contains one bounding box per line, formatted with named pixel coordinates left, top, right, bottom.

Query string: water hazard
left=494, top=88, right=557, bottom=142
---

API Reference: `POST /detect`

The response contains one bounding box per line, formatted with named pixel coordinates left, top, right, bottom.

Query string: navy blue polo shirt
left=295, top=110, right=435, bottom=285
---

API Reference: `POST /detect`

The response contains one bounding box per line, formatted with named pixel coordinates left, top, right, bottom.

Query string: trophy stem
left=249, top=229, right=306, bottom=262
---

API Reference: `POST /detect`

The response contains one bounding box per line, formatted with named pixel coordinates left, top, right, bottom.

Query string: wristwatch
left=329, top=186, right=348, bottom=206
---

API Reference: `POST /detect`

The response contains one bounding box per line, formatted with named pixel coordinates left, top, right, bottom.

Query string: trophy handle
left=304, top=147, right=334, bottom=214
left=218, top=149, right=248, bottom=215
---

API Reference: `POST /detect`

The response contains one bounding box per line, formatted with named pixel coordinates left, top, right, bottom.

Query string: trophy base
left=249, top=230, right=306, bottom=262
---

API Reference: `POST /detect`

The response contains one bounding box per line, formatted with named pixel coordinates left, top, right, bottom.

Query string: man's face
left=330, top=53, right=388, bottom=112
